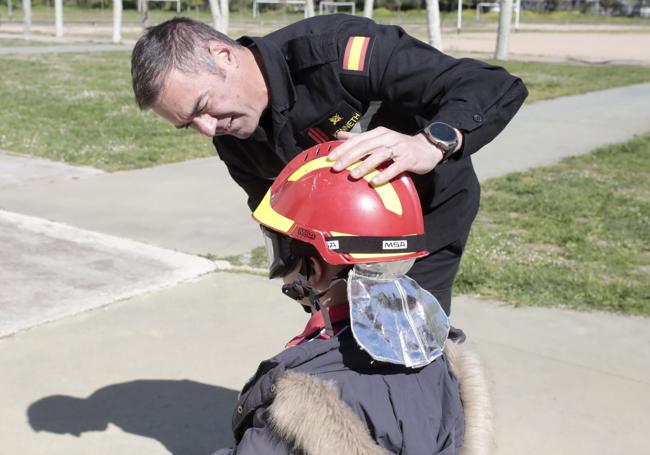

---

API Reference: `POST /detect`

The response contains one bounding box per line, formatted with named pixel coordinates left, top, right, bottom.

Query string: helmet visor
left=260, top=226, right=298, bottom=279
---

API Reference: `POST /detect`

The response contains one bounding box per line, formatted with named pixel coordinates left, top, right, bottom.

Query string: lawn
left=493, top=60, right=650, bottom=102
left=0, top=51, right=212, bottom=169
left=1, top=50, right=649, bottom=170
left=455, top=133, right=650, bottom=315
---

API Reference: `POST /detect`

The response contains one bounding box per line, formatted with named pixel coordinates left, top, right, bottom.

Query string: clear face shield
left=347, top=259, right=450, bottom=368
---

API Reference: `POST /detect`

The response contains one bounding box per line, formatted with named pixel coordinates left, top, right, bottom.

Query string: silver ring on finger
left=386, top=145, right=396, bottom=160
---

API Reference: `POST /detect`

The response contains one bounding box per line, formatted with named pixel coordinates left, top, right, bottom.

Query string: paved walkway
left=0, top=83, right=649, bottom=454
left=2, top=21, right=650, bottom=65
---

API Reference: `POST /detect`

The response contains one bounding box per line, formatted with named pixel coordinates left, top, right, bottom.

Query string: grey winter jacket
left=213, top=329, right=491, bottom=455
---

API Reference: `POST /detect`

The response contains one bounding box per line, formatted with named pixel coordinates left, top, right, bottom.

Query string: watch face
left=429, top=123, right=456, bottom=142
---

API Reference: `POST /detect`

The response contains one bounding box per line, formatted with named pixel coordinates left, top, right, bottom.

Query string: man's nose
left=192, top=114, right=217, bottom=137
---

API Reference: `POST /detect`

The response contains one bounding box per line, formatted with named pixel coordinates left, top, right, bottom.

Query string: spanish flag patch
left=342, top=36, right=372, bottom=73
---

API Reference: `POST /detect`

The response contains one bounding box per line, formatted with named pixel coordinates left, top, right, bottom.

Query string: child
left=213, top=142, right=491, bottom=455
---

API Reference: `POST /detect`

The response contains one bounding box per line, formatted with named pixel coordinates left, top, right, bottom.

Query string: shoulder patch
left=342, top=36, right=373, bottom=74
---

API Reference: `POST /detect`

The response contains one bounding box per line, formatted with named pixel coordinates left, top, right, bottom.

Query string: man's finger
left=329, top=127, right=390, bottom=160
left=348, top=146, right=395, bottom=179
left=332, top=136, right=398, bottom=171
left=335, top=131, right=356, bottom=140
left=370, top=161, right=405, bottom=186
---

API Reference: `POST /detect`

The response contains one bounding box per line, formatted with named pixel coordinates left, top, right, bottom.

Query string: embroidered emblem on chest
left=304, top=103, right=363, bottom=145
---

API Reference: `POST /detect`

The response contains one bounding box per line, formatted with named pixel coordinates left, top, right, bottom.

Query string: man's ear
left=207, top=40, right=238, bottom=68
left=307, top=256, right=326, bottom=288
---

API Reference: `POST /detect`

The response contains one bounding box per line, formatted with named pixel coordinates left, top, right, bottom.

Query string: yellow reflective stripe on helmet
left=253, top=190, right=294, bottom=233
left=288, top=156, right=334, bottom=182
left=366, top=173, right=402, bottom=216
left=290, top=160, right=403, bottom=216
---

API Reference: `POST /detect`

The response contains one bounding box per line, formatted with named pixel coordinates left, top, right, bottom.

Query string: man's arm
left=329, top=17, right=528, bottom=184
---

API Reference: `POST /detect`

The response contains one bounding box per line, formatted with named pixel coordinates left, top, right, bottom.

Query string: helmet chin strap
left=281, top=262, right=351, bottom=337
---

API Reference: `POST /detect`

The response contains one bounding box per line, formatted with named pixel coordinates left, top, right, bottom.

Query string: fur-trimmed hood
left=268, top=341, right=493, bottom=455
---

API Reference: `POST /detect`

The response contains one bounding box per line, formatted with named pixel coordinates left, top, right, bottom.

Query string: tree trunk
left=8, top=0, right=13, bottom=19
left=219, top=0, right=229, bottom=33
left=305, top=0, right=315, bottom=17
left=113, top=0, right=122, bottom=43
left=494, top=0, right=513, bottom=60
left=22, top=0, right=31, bottom=40
left=208, top=0, right=222, bottom=30
left=425, top=0, right=442, bottom=50
left=363, top=0, right=374, bottom=18
left=54, top=0, right=63, bottom=37
left=142, top=0, right=148, bottom=29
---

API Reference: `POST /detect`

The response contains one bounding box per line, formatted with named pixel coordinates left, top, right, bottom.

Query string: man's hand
left=329, top=127, right=460, bottom=186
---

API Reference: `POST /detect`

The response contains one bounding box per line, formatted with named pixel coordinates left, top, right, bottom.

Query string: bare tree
left=113, top=0, right=123, bottom=43
left=363, top=0, right=374, bottom=18
left=208, top=0, right=229, bottom=33
left=305, top=0, right=315, bottom=17
left=22, top=0, right=31, bottom=40
left=494, top=0, right=513, bottom=60
left=425, top=0, right=442, bottom=50
left=219, top=0, right=229, bottom=32
left=54, top=0, right=63, bottom=37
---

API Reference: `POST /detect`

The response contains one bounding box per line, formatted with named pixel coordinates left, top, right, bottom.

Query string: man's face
left=152, top=45, right=266, bottom=139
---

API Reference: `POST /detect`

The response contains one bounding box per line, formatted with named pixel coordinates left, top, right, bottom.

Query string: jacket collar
left=237, top=35, right=296, bottom=157
left=286, top=304, right=351, bottom=348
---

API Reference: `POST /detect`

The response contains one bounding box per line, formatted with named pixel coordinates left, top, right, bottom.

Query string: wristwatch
left=421, top=122, right=460, bottom=161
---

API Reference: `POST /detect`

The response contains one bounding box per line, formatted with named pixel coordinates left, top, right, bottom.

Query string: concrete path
left=0, top=80, right=649, bottom=453
left=0, top=157, right=260, bottom=257
left=0, top=150, right=103, bottom=187
left=473, top=82, right=650, bottom=180
left=0, top=209, right=215, bottom=338
left=0, top=275, right=647, bottom=455
left=0, top=43, right=132, bottom=55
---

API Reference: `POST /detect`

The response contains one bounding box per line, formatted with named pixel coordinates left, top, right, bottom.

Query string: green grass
left=0, top=51, right=212, bottom=169
left=494, top=60, right=650, bottom=102
left=456, top=133, right=650, bottom=315
left=0, top=51, right=649, bottom=170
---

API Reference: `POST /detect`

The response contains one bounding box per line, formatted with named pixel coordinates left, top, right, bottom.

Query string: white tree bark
left=22, top=0, right=32, bottom=40
left=113, top=0, right=123, bottom=43
left=208, top=0, right=222, bottom=31
left=494, top=0, right=513, bottom=60
left=363, top=0, right=374, bottom=18
left=219, top=0, right=229, bottom=33
left=305, top=0, right=315, bottom=17
left=425, top=0, right=442, bottom=50
left=8, top=0, right=13, bottom=19
left=54, top=0, right=63, bottom=37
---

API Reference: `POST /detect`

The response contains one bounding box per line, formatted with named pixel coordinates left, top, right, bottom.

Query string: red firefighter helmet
left=253, top=140, right=427, bottom=268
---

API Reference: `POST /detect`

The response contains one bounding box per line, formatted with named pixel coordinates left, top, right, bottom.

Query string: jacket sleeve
left=211, top=408, right=292, bottom=455
left=336, top=17, right=528, bottom=158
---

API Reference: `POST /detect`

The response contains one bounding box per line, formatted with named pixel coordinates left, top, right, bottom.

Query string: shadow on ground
left=27, top=380, right=238, bottom=455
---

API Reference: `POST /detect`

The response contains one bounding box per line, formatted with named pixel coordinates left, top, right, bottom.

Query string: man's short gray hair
left=131, top=17, right=241, bottom=110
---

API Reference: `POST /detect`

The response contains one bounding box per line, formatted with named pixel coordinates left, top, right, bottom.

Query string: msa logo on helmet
left=382, top=240, right=408, bottom=250
left=326, top=240, right=340, bottom=250
left=297, top=227, right=316, bottom=240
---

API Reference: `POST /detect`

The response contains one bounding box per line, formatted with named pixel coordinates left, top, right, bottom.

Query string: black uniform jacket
left=214, top=14, right=528, bottom=252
